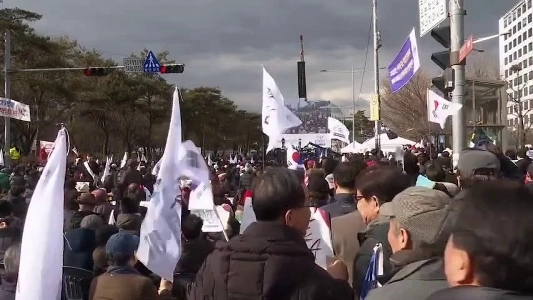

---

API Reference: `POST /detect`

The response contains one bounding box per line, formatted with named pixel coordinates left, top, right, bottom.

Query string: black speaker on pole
left=297, top=61, right=307, bottom=100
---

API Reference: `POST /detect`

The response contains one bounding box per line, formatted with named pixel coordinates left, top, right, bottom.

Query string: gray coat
left=366, top=258, right=448, bottom=300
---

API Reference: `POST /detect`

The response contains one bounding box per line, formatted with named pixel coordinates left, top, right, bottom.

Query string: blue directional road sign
left=143, top=50, right=161, bottom=73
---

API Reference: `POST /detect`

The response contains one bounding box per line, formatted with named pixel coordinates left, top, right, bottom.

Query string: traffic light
left=430, top=26, right=451, bottom=70
left=83, top=68, right=109, bottom=76
left=159, top=64, right=185, bottom=74
left=431, top=68, right=455, bottom=94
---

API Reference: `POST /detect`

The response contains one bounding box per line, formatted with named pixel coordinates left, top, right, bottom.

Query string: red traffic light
left=159, top=64, right=184, bottom=74
left=83, top=67, right=108, bottom=76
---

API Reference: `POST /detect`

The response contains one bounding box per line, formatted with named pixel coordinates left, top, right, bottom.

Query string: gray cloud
left=14, top=0, right=509, bottom=112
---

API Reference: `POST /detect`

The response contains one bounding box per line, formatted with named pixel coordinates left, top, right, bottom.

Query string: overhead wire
left=357, top=15, right=373, bottom=101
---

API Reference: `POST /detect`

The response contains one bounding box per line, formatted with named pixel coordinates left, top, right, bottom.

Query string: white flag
left=120, top=151, right=128, bottom=168
left=137, top=86, right=183, bottom=281
left=151, top=158, right=162, bottom=176
left=427, top=89, right=463, bottom=129
left=328, top=117, right=350, bottom=143
left=262, top=67, right=302, bottom=152
left=16, top=128, right=67, bottom=300
left=102, top=156, right=113, bottom=180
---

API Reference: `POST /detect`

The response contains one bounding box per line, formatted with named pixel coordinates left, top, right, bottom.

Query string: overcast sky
left=14, top=0, right=512, bottom=113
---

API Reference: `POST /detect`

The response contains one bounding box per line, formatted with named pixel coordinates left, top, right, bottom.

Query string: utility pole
left=450, top=0, right=466, bottom=151
left=4, top=31, right=10, bottom=165
left=372, top=0, right=381, bottom=151
left=351, top=66, right=356, bottom=143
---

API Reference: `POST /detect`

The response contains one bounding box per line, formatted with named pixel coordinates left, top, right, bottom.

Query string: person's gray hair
left=80, top=215, right=104, bottom=231
left=4, top=243, right=21, bottom=275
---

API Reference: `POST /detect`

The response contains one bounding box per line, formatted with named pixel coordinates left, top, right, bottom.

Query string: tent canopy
left=341, top=141, right=365, bottom=154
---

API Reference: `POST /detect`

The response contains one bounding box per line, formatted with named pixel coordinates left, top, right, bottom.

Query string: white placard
left=123, top=57, right=144, bottom=73
left=419, top=0, right=447, bottom=37
left=239, top=201, right=333, bottom=269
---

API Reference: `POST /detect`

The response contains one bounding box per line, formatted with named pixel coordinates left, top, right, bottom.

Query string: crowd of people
left=0, top=143, right=531, bottom=300
left=283, top=108, right=329, bottom=134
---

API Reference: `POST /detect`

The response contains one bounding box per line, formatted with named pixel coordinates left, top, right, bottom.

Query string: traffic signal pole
left=4, top=31, right=11, bottom=165
left=450, top=0, right=466, bottom=151
left=2, top=33, right=183, bottom=164
left=372, top=0, right=381, bottom=151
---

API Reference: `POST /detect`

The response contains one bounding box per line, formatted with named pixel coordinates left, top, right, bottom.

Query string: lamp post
left=281, top=138, right=286, bottom=149
left=319, top=67, right=385, bottom=143
left=298, top=138, right=302, bottom=149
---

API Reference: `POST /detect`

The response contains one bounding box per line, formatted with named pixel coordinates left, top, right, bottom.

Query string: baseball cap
left=457, top=149, right=500, bottom=177
left=380, top=186, right=452, bottom=245
left=105, top=232, right=140, bottom=256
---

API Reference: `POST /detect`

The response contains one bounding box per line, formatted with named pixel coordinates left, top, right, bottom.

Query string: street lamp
left=319, top=67, right=386, bottom=143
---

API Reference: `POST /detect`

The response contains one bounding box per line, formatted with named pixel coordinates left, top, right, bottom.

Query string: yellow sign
left=369, top=94, right=380, bottom=121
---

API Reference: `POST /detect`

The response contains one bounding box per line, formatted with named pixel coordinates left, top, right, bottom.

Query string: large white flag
left=16, top=128, right=67, bottom=300
left=328, top=117, right=350, bottom=143
left=262, top=67, right=302, bottom=152
left=137, top=86, right=183, bottom=281
left=427, top=89, right=463, bottom=129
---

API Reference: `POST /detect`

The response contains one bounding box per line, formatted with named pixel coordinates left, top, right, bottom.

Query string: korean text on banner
left=388, top=28, right=421, bottom=93
left=327, top=117, right=350, bottom=143
left=0, top=97, right=31, bottom=122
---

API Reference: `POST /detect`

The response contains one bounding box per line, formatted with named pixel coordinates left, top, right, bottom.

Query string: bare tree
left=381, top=71, right=434, bottom=140
left=507, top=64, right=531, bottom=149
left=466, top=53, right=500, bottom=80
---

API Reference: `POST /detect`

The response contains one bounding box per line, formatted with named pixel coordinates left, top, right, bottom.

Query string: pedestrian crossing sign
left=143, top=50, right=160, bottom=73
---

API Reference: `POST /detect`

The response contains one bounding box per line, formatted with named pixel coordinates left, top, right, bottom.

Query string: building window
left=519, top=22, right=522, bottom=30
left=513, top=26, right=517, bottom=34
left=529, top=14, right=532, bottom=23
left=524, top=45, right=527, bottom=53
left=530, top=57, right=533, bottom=65
left=519, top=49, right=523, bottom=56
left=530, top=70, right=533, bottom=80
left=514, top=39, right=517, bottom=47
left=524, top=60, right=528, bottom=69
left=530, top=28, right=533, bottom=37
left=526, top=87, right=530, bottom=96
left=529, top=0, right=532, bottom=9
left=519, top=8, right=522, bottom=17
left=530, top=85, right=533, bottom=94
left=515, top=78, right=520, bottom=86
left=519, top=35, right=522, bottom=44
left=529, top=42, right=533, bottom=51
left=514, top=52, right=517, bottom=60
left=524, top=32, right=528, bottom=40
